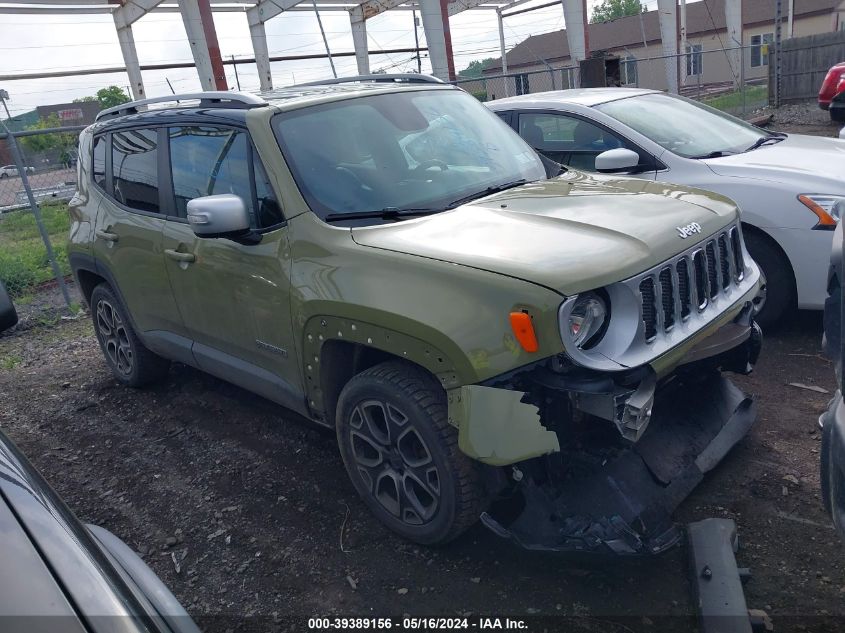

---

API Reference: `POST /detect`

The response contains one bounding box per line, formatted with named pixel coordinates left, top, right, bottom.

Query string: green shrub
left=0, top=203, right=71, bottom=297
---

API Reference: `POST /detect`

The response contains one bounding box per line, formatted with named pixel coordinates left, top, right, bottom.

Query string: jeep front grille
left=638, top=226, right=745, bottom=344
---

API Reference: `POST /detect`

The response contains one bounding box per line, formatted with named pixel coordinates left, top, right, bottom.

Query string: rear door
left=159, top=124, right=301, bottom=406
left=92, top=127, right=184, bottom=336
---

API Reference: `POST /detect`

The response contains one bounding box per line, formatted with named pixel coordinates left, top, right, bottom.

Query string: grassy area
left=702, top=84, right=769, bottom=114
left=0, top=203, right=70, bottom=297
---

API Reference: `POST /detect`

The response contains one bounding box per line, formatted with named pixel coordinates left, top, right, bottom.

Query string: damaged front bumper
left=451, top=303, right=762, bottom=555
left=482, top=374, right=755, bottom=555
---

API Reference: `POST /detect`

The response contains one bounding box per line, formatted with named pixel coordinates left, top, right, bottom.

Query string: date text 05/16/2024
left=307, top=618, right=528, bottom=630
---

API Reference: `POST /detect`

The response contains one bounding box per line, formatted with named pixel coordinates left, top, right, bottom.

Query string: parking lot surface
left=0, top=279, right=842, bottom=633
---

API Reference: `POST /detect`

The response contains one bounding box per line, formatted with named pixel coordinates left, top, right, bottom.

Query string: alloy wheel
left=348, top=399, right=441, bottom=526
left=95, top=299, right=133, bottom=376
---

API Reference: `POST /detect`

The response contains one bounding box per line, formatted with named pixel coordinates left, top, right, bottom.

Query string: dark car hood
left=351, top=171, right=738, bottom=295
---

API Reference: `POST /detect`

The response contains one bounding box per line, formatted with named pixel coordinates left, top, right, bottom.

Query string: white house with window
left=482, top=0, right=843, bottom=99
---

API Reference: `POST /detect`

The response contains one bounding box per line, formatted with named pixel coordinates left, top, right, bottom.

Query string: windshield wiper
left=691, top=150, right=738, bottom=159
left=323, top=207, right=439, bottom=222
left=744, top=134, right=786, bottom=152
left=445, top=179, right=528, bottom=209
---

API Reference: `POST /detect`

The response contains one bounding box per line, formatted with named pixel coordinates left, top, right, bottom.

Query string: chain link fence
left=456, top=44, right=771, bottom=119
left=0, top=124, right=82, bottom=308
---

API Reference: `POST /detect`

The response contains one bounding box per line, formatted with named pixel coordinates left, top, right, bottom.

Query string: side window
left=111, top=128, right=160, bottom=213
left=253, top=150, right=284, bottom=229
left=169, top=126, right=252, bottom=218
left=518, top=113, right=623, bottom=152
left=92, top=135, right=106, bottom=190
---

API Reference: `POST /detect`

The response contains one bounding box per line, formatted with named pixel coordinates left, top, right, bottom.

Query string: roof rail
left=297, top=73, right=444, bottom=87
left=95, top=91, right=267, bottom=122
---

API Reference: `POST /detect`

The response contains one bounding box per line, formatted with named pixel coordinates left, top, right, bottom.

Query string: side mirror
left=595, top=148, right=641, bottom=174
left=187, top=194, right=251, bottom=239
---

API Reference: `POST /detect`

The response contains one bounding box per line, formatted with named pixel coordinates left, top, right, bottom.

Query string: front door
left=515, top=111, right=658, bottom=177
left=159, top=124, right=301, bottom=406
left=91, top=128, right=184, bottom=336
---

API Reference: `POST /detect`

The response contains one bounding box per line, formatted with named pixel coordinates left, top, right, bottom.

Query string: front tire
left=90, top=284, right=170, bottom=387
left=336, top=360, right=484, bottom=545
left=744, top=229, right=795, bottom=329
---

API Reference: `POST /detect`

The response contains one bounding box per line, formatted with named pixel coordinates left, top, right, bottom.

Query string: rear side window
left=111, top=128, right=160, bottom=213
left=92, top=136, right=106, bottom=189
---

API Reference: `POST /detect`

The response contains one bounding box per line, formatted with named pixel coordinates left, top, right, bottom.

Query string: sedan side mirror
left=595, top=148, right=641, bottom=174
left=187, top=194, right=258, bottom=243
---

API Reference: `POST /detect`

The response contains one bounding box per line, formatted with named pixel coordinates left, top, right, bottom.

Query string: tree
left=73, top=86, right=130, bottom=110
left=590, top=0, right=644, bottom=23
left=19, top=113, right=78, bottom=163
left=458, top=58, right=496, bottom=79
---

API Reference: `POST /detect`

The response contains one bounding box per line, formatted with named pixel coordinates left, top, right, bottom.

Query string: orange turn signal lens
left=509, top=312, right=538, bottom=353
left=798, top=194, right=838, bottom=230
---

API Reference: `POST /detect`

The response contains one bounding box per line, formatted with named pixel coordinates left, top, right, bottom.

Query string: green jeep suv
left=69, top=77, right=763, bottom=555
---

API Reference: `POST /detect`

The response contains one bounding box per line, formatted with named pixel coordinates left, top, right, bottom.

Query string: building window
left=620, top=55, right=638, bottom=85
left=560, top=67, right=576, bottom=89
left=515, top=74, right=530, bottom=96
left=750, top=33, right=774, bottom=67
left=686, top=44, right=703, bottom=76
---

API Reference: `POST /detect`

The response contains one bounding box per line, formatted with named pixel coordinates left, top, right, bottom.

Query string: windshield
left=595, top=92, right=771, bottom=158
left=273, top=89, right=546, bottom=221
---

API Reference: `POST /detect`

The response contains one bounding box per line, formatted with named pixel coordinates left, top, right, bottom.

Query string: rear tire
left=336, top=360, right=484, bottom=545
left=744, top=229, right=795, bottom=329
left=90, top=284, right=170, bottom=387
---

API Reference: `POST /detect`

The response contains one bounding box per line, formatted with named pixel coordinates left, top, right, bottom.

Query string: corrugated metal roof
left=485, top=0, right=841, bottom=72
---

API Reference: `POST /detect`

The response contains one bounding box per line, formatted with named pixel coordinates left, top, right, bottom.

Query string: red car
left=819, top=62, right=845, bottom=122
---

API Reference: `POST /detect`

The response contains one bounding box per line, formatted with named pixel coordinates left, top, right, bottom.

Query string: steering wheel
left=413, top=159, right=449, bottom=172
left=335, top=165, right=366, bottom=188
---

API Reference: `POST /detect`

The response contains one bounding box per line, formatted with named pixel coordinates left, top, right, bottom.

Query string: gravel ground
left=0, top=279, right=842, bottom=633
left=1, top=111, right=843, bottom=632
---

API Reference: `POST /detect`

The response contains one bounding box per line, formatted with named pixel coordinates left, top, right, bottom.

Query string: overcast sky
left=0, top=0, right=665, bottom=117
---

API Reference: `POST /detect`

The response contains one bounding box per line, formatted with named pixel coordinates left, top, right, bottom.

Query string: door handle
left=164, top=249, right=196, bottom=263
left=96, top=229, right=119, bottom=243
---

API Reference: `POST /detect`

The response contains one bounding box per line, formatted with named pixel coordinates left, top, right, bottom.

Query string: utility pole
left=312, top=0, right=337, bottom=78
left=774, top=0, right=782, bottom=107
left=232, top=55, right=241, bottom=90
left=412, top=11, right=422, bottom=73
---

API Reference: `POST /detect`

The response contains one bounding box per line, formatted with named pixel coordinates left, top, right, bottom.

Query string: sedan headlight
left=799, top=194, right=845, bottom=230
left=566, top=292, right=608, bottom=349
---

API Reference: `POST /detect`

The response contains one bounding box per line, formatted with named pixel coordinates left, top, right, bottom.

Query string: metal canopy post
left=497, top=9, right=511, bottom=96
left=179, top=0, right=227, bottom=90
left=350, top=6, right=370, bottom=75
left=112, top=0, right=165, bottom=101
left=418, top=0, right=450, bottom=80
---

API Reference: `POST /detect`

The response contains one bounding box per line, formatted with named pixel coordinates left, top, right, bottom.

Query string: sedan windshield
left=273, top=89, right=546, bottom=221
left=595, top=92, right=773, bottom=159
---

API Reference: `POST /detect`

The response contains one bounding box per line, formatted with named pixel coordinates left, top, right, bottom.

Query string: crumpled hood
left=704, top=134, right=845, bottom=188
left=351, top=171, right=738, bottom=296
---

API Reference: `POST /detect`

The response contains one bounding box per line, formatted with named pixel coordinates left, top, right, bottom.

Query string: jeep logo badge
left=677, top=222, right=702, bottom=239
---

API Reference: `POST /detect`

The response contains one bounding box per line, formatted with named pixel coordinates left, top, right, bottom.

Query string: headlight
left=798, top=194, right=845, bottom=230
left=567, top=292, right=608, bottom=349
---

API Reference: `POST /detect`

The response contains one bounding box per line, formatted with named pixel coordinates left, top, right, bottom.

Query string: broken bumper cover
left=482, top=374, right=755, bottom=556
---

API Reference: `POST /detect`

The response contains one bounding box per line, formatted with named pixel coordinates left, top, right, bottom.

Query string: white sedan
left=487, top=88, right=845, bottom=327
left=0, top=164, right=34, bottom=178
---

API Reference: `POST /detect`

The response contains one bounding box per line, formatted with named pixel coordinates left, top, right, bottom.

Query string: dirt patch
left=0, top=282, right=842, bottom=632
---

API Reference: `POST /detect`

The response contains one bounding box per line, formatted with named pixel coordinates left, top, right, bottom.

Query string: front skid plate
left=481, top=375, right=756, bottom=556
